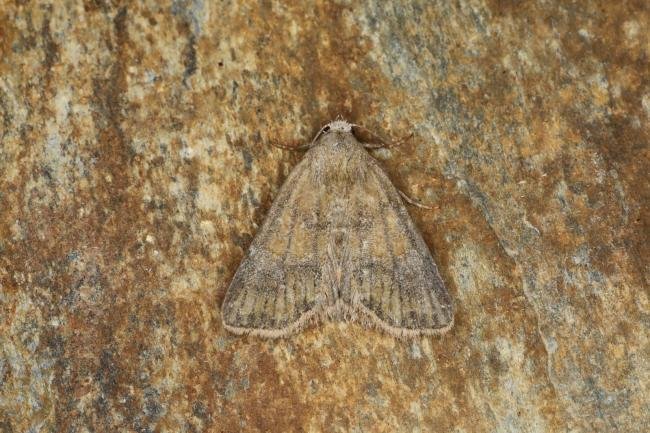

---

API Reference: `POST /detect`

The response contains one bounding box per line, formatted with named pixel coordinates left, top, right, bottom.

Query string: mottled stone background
left=1, top=1, right=648, bottom=432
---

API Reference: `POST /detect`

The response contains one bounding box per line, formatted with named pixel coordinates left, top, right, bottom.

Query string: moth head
left=310, top=119, right=356, bottom=147
left=323, top=120, right=353, bottom=133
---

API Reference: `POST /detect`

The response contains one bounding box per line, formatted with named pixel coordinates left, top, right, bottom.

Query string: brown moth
left=221, top=120, right=453, bottom=338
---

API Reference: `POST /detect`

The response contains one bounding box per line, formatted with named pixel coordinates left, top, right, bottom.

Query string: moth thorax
left=320, top=150, right=363, bottom=184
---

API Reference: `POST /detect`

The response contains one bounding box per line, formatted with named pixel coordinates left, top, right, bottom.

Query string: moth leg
left=363, top=142, right=386, bottom=149
left=362, top=133, right=414, bottom=149
left=387, top=132, right=414, bottom=148
left=398, top=189, right=436, bottom=210
left=270, top=141, right=311, bottom=151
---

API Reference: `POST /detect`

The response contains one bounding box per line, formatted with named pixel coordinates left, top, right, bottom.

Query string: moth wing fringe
left=221, top=301, right=454, bottom=339
left=221, top=306, right=323, bottom=339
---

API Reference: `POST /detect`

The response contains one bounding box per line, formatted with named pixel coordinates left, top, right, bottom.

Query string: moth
left=221, top=120, right=453, bottom=338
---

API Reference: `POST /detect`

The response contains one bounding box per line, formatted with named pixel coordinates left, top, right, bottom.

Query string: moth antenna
left=310, top=123, right=334, bottom=147
left=351, top=123, right=414, bottom=149
left=271, top=122, right=337, bottom=151
left=398, top=189, right=437, bottom=210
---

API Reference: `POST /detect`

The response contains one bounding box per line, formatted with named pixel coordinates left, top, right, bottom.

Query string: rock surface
left=0, top=1, right=648, bottom=432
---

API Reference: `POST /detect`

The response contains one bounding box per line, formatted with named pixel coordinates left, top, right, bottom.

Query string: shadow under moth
left=221, top=120, right=453, bottom=338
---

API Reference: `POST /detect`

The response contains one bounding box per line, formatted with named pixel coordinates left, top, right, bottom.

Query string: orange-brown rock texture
left=1, top=1, right=648, bottom=432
